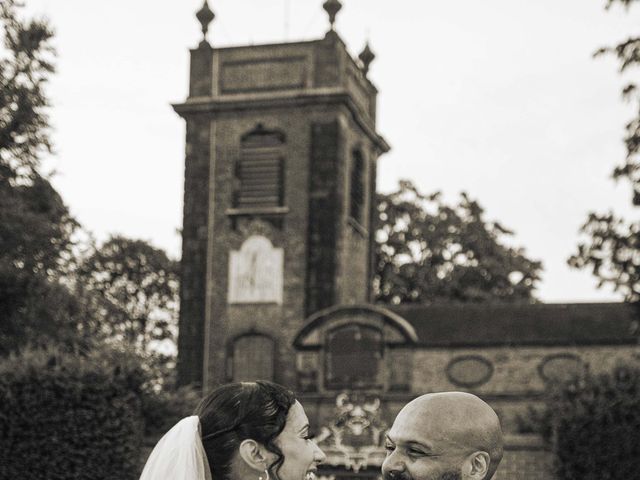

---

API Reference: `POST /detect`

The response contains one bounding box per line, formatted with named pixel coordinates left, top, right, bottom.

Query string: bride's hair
left=194, top=381, right=296, bottom=480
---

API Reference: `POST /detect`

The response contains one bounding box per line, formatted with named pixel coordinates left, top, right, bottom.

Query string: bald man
left=381, top=392, right=503, bottom=480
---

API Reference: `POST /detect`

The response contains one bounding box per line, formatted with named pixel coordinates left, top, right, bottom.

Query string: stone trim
left=172, top=89, right=390, bottom=154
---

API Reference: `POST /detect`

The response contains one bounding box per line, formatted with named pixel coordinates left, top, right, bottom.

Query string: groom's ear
left=238, top=439, right=269, bottom=472
left=462, top=451, right=490, bottom=480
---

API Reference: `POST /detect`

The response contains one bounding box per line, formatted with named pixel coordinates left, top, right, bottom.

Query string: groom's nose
left=381, top=451, right=406, bottom=479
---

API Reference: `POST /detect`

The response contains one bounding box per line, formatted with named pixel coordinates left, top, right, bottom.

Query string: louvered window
left=350, top=149, right=365, bottom=223
left=235, top=126, right=285, bottom=209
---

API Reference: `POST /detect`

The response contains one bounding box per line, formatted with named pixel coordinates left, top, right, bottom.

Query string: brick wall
left=296, top=343, right=640, bottom=434
left=204, top=109, right=312, bottom=388
left=334, top=116, right=377, bottom=305
left=177, top=115, right=211, bottom=386
left=306, top=120, right=340, bottom=316
left=411, top=345, right=640, bottom=394
left=199, top=106, right=376, bottom=389
left=409, top=344, right=640, bottom=432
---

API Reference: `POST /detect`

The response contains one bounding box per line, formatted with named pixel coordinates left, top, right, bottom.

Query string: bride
left=140, top=381, right=326, bottom=480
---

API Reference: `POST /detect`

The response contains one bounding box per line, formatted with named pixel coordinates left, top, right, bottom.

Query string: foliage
left=0, top=345, right=146, bottom=480
left=0, top=171, right=80, bottom=356
left=606, top=0, right=640, bottom=9
left=0, top=3, right=184, bottom=422
left=0, top=0, right=75, bottom=275
left=75, top=236, right=179, bottom=356
left=140, top=385, right=201, bottom=438
left=569, top=0, right=640, bottom=298
left=374, top=180, right=542, bottom=304
left=569, top=213, right=640, bottom=301
left=0, top=0, right=55, bottom=180
left=0, top=1, right=179, bottom=366
left=515, top=405, right=553, bottom=440
left=0, top=175, right=77, bottom=278
left=0, top=0, right=84, bottom=355
left=0, top=275, right=94, bottom=356
left=600, top=0, right=640, bottom=195
left=544, top=365, right=640, bottom=480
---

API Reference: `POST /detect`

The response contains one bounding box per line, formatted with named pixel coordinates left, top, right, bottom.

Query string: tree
left=73, top=236, right=180, bottom=388
left=0, top=0, right=83, bottom=354
left=76, top=236, right=179, bottom=356
left=0, top=0, right=54, bottom=181
left=0, top=0, right=68, bottom=269
left=543, top=365, right=640, bottom=480
left=0, top=0, right=75, bottom=277
left=569, top=0, right=640, bottom=301
left=375, top=180, right=542, bottom=304
left=0, top=2, right=181, bottom=397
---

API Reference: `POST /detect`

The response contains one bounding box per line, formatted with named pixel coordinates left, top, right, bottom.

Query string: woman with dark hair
left=140, top=381, right=326, bottom=480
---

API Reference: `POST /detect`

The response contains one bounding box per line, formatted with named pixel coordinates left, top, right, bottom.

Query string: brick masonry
left=175, top=32, right=387, bottom=390
left=306, top=120, right=340, bottom=316
left=176, top=115, right=210, bottom=386
left=411, top=344, right=640, bottom=432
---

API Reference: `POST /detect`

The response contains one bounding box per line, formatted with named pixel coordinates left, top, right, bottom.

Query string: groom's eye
left=384, top=443, right=395, bottom=452
left=407, top=448, right=426, bottom=457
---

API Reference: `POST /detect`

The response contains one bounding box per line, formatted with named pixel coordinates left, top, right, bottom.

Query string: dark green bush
left=0, top=346, right=146, bottom=480
left=546, top=364, right=640, bottom=480
left=140, top=384, right=201, bottom=438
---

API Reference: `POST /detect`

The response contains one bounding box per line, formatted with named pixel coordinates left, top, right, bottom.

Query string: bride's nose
left=313, top=443, right=326, bottom=464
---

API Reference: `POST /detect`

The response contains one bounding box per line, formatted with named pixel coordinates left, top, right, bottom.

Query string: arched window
left=235, top=125, right=285, bottom=209
left=349, top=149, right=365, bottom=224
left=325, top=324, right=382, bottom=390
left=231, top=334, right=275, bottom=382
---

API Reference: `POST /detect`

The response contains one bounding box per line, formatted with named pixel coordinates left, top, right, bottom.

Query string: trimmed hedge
left=0, top=346, right=145, bottom=480
left=546, top=365, right=640, bottom=480
left=141, top=384, right=201, bottom=438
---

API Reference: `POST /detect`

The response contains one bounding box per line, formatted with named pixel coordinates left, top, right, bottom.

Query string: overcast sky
left=20, top=0, right=640, bottom=302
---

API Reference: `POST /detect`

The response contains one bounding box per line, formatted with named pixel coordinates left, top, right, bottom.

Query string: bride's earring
left=259, top=469, right=270, bottom=480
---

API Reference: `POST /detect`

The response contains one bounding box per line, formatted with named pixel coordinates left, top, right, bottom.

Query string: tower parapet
left=176, top=34, right=386, bottom=152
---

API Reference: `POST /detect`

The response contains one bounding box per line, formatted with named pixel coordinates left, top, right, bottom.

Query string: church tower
left=174, top=0, right=389, bottom=389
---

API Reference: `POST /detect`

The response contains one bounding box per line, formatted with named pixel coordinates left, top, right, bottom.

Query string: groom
left=382, top=392, right=503, bottom=480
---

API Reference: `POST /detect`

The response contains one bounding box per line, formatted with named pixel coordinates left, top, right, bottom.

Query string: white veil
left=140, top=416, right=212, bottom=480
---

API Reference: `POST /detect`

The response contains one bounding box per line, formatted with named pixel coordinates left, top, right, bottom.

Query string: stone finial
left=196, top=0, right=215, bottom=43
left=358, top=41, right=375, bottom=75
left=323, top=0, right=342, bottom=30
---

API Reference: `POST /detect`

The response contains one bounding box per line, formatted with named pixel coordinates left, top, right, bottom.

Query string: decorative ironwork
left=315, top=393, right=387, bottom=473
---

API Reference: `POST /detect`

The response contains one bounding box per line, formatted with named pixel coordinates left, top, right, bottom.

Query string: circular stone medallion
left=538, top=353, right=584, bottom=383
left=446, top=355, right=494, bottom=388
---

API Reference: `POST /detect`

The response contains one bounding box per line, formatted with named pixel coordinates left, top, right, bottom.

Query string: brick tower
left=174, top=0, right=389, bottom=389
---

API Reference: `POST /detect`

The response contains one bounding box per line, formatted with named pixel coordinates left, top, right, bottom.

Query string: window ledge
left=226, top=206, right=290, bottom=216
left=347, top=216, right=369, bottom=237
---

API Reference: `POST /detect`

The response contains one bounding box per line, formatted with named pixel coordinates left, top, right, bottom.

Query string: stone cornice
left=172, top=88, right=390, bottom=154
